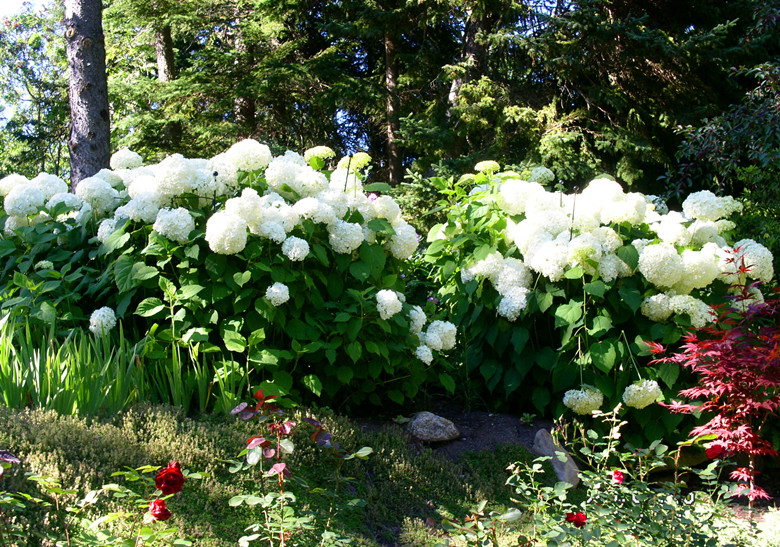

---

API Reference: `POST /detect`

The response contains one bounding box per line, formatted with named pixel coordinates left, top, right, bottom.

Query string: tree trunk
left=154, top=25, right=176, bottom=82
left=384, top=29, right=402, bottom=186
left=64, top=0, right=110, bottom=189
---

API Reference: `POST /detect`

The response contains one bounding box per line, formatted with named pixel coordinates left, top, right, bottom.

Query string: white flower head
left=622, top=379, right=662, bottom=409
left=415, top=344, right=433, bottom=365
left=281, top=236, right=310, bottom=261
left=304, top=146, right=336, bottom=164
left=4, top=185, right=45, bottom=216
left=226, top=139, right=273, bottom=172
left=75, top=176, right=120, bottom=217
left=153, top=207, right=195, bottom=244
left=474, top=160, right=500, bottom=174
left=376, top=289, right=403, bottom=320
left=408, top=305, right=427, bottom=335
left=328, top=219, right=364, bottom=254
left=265, top=282, right=290, bottom=306
left=205, top=211, right=248, bottom=255
left=0, top=174, right=29, bottom=197
left=110, top=148, right=144, bottom=170
left=638, top=243, right=684, bottom=289
left=89, top=307, right=117, bottom=336
left=426, top=320, right=456, bottom=351
left=563, top=386, right=604, bottom=415
left=29, top=173, right=68, bottom=200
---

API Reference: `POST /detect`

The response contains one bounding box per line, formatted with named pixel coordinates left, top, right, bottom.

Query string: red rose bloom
left=149, top=499, right=171, bottom=521
left=706, top=444, right=725, bottom=459
left=565, top=512, right=587, bottom=528
left=155, top=461, right=185, bottom=495
left=611, top=470, right=624, bottom=484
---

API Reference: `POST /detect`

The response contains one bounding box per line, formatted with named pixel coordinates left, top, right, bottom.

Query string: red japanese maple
left=650, top=255, right=780, bottom=506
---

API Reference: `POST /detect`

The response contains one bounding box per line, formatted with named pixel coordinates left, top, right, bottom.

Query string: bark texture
left=64, top=0, right=110, bottom=188
left=384, top=29, right=402, bottom=186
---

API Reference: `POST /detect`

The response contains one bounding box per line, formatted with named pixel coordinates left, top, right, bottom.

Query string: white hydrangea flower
left=110, top=148, right=144, bottom=170
left=527, top=240, right=569, bottom=282
left=424, top=331, right=443, bottom=351
left=497, top=179, right=546, bottom=216
left=0, top=174, right=28, bottom=197
left=474, top=160, right=500, bottom=173
left=669, top=294, right=717, bottom=328
left=34, top=260, right=53, bottom=270
left=153, top=207, right=195, bottom=244
left=638, top=243, right=683, bottom=289
left=598, top=253, right=632, bottom=283
left=304, top=146, right=336, bottom=163
left=226, top=139, right=273, bottom=172
left=3, top=215, right=30, bottom=236
left=372, top=195, right=401, bottom=222
left=529, top=166, right=555, bottom=184
left=329, top=168, right=363, bottom=194
left=328, top=220, right=363, bottom=254
left=205, top=211, right=248, bottom=255
left=114, top=192, right=163, bottom=224
left=265, top=282, right=290, bottom=306
left=567, top=233, right=602, bottom=275
left=622, top=379, right=662, bottom=409
left=651, top=211, right=693, bottom=247
left=495, top=257, right=533, bottom=295
left=386, top=219, right=419, bottom=260
left=75, top=176, right=120, bottom=216
left=563, top=386, right=604, bottom=415
left=729, top=239, right=774, bottom=283
left=426, top=320, right=456, bottom=351
left=281, top=236, right=310, bottom=261
left=29, top=173, right=68, bottom=200
left=466, top=251, right=505, bottom=284
left=4, top=185, right=45, bottom=216
left=672, top=248, right=720, bottom=294
left=640, top=293, right=674, bottom=322
left=376, top=289, right=403, bottom=320
left=154, top=153, right=198, bottom=198
left=415, top=344, right=433, bottom=365
left=682, top=190, right=742, bottom=222
left=97, top=218, right=118, bottom=244
left=497, top=286, right=530, bottom=321
left=89, top=306, right=117, bottom=336
left=93, top=168, right=124, bottom=189
left=408, top=305, right=427, bottom=335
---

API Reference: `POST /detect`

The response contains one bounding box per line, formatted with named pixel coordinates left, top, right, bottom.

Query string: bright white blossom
left=205, top=211, right=248, bottom=255
left=75, top=176, right=120, bottom=216
left=640, top=293, right=674, bottom=322
left=4, top=185, right=45, bottom=216
left=3, top=216, right=29, bottom=236
left=425, top=320, right=456, bottom=351
left=97, top=218, right=118, bottom=244
left=408, top=305, right=427, bottom=335
left=328, top=220, right=364, bottom=254
left=29, top=173, right=68, bottom=200
left=376, top=289, right=403, bottom=320
left=226, top=139, right=272, bottom=172
left=622, top=379, right=662, bottom=409
left=415, top=344, right=433, bottom=365
left=89, top=307, right=117, bottom=336
left=110, top=148, right=143, bottom=170
left=281, top=236, right=310, bottom=261
left=563, top=386, right=604, bottom=415
left=669, top=294, right=717, bottom=328
left=153, top=208, right=195, bottom=244
left=386, top=219, right=419, bottom=259
left=265, top=282, right=290, bottom=306
left=34, top=260, right=53, bottom=270
left=638, top=243, right=683, bottom=289
left=0, top=174, right=28, bottom=197
left=682, top=190, right=742, bottom=222
left=497, top=286, right=530, bottom=321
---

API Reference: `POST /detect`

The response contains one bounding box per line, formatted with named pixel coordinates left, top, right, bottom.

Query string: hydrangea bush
left=0, top=141, right=456, bottom=410
left=424, top=164, right=774, bottom=440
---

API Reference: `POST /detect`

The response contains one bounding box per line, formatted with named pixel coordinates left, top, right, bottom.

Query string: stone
left=406, top=411, right=461, bottom=442
left=530, top=428, right=580, bottom=487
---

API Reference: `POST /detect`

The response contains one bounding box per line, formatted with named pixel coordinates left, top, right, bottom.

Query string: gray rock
left=530, top=429, right=580, bottom=487
left=407, top=411, right=461, bottom=442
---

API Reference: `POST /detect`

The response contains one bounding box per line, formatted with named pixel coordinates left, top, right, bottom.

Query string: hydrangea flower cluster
left=435, top=164, right=775, bottom=329
left=376, top=289, right=403, bottom=320
left=563, top=386, right=604, bottom=415
left=622, top=379, right=662, bottom=409
left=89, top=307, right=117, bottom=336
left=265, top=282, right=290, bottom=307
